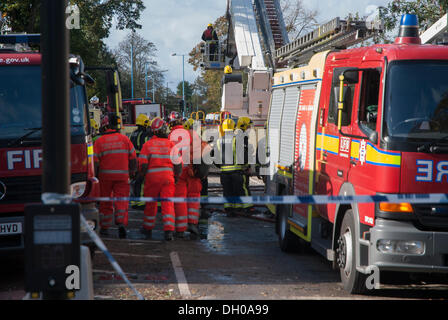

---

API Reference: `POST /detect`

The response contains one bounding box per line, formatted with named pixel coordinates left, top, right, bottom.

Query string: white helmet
left=90, top=96, right=99, bottom=104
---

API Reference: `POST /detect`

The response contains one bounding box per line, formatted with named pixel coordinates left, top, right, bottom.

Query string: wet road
left=1, top=177, right=448, bottom=300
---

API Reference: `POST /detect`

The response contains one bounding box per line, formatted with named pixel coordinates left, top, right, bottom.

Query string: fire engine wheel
left=336, top=209, right=367, bottom=294
left=277, top=204, right=298, bottom=253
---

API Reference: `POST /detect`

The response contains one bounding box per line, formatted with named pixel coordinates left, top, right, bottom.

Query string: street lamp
left=171, top=53, right=187, bottom=118
left=131, top=42, right=134, bottom=99
left=145, top=62, right=149, bottom=100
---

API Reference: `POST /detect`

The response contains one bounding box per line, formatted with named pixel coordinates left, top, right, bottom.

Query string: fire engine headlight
left=70, top=182, right=87, bottom=199
left=377, top=239, right=425, bottom=255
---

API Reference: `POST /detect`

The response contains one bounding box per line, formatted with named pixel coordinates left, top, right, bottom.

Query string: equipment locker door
left=293, top=83, right=320, bottom=240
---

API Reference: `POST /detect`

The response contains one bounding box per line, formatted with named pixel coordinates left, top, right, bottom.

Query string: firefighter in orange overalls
left=167, top=112, right=201, bottom=239
left=184, top=118, right=211, bottom=238
left=137, top=117, right=182, bottom=241
left=94, top=113, right=137, bottom=239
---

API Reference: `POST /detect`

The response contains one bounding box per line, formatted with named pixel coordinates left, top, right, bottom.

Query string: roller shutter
left=279, top=86, right=300, bottom=167
left=267, top=88, right=285, bottom=174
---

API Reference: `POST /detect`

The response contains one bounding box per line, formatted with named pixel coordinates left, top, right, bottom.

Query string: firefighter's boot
left=188, top=223, right=200, bottom=240
left=118, top=224, right=127, bottom=239
left=164, top=230, right=174, bottom=241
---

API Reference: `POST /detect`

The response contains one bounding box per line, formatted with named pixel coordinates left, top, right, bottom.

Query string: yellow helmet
left=221, top=118, right=235, bottom=132
left=236, top=116, right=253, bottom=131
left=90, top=119, right=99, bottom=130
left=136, top=114, right=150, bottom=127
left=224, top=65, right=233, bottom=74
left=207, top=23, right=213, bottom=28
left=184, top=118, right=195, bottom=130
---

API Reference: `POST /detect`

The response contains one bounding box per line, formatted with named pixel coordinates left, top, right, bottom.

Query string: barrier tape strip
left=80, top=215, right=145, bottom=300
left=79, top=193, right=448, bottom=205
left=78, top=192, right=447, bottom=300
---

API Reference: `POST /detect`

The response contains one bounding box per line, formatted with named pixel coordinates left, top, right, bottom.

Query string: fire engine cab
left=0, top=34, right=99, bottom=253
left=267, top=14, right=448, bottom=293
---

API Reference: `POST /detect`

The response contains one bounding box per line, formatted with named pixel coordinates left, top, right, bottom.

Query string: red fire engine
left=267, top=14, right=448, bottom=293
left=0, top=34, right=99, bottom=253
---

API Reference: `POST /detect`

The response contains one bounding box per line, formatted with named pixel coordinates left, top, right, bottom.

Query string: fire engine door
left=316, top=67, right=359, bottom=222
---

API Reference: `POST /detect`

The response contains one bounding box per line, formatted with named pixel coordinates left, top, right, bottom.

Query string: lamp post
left=171, top=53, right=187, bottom=118
left=145, top=62, right=151, bottom=100
left=131, top=42, right=134, bottom=99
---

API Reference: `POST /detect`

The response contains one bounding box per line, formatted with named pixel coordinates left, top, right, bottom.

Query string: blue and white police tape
left=79, top=193, right=448, bottom=205
left=80, top=215, right=145, bottom=300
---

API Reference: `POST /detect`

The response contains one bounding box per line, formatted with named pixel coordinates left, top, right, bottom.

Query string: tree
left=379, top=0, right=448, bottom=42
left=0, top=0, right=146, bottom=101
left=176, top=81, right=194, bottom=104
left=281, top=0, right=319, bottom=39
left=113, top=32, right=165, bottom=100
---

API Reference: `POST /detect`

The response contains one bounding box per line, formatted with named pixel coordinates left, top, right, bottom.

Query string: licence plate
left=0, top=222, right=22, bottom=235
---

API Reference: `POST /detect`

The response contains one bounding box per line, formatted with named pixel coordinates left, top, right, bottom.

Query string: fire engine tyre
left=337, top=209, right=368, bottom=294
left=277, top=204, right=299, bottom=253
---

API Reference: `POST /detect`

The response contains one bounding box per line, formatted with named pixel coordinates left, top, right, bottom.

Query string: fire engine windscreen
left=384, top=61, right=448, bottom=141
left=0, top=65, right=87, bottom=141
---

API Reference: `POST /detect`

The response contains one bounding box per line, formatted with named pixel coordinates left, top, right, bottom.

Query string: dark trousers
left=220, top=171, right=252, bottom=210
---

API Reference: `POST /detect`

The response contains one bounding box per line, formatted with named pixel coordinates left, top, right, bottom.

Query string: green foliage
left=176, top=81, right=194, bottom=102
left=0, top=0, right=146, bottom=101
left=380, top=0, right=447, bottom=41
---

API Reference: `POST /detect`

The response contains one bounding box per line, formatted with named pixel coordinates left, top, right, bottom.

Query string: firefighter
left=130, top=114, right=151, bottom=209
left=184, top=118, right=211, bottom=238
left=169, top=113, right=192, bottom=238
left=94, top=113, right=137, bottom=239
left=137, top=118, right=182, bottom=241
left=130, top=114, right=150, bottom=153
left=235, top=116, right=255, bottom=215
left=217, top=119, right=252, bottom=217
left=169, top=115, right=206, bottom=239
left=201, top=23, right=219, bottom=61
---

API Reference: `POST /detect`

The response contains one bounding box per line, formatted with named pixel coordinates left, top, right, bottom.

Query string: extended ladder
left=420, top=13, right=448, bottom=44
left=275, top=17, right=383, bottom=66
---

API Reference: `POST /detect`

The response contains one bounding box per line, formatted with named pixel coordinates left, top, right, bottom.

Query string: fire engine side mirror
left=343, top=70, right=359, bottom=84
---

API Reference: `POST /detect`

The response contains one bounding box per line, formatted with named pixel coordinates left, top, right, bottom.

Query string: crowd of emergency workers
left=89, top=110, right=257, bottom=242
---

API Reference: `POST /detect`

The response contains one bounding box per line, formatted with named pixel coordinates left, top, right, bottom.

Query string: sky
left=105, top=0, right=391, bottom=95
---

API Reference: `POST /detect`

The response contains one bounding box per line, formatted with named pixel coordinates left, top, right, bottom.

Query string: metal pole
left=153, top=77, right=155, bottom=103
left=182, top=54, right=185, bottom=118
left=145, top=63, right=148, bottom=99
left=131, top=42, right=134, bottom=99
left=41, top=0, right=70, bottom=196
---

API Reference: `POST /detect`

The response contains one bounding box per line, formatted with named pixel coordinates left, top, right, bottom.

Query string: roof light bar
left=395, top=14, right=421, bottom=44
